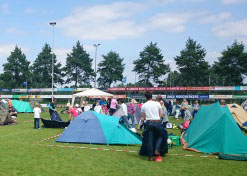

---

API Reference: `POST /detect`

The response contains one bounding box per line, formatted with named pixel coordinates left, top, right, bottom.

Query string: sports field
left=0, top=110, right=246, bottom=176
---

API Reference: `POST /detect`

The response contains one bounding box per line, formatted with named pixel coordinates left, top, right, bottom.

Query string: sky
left=0, top=0, right=246, bottom=86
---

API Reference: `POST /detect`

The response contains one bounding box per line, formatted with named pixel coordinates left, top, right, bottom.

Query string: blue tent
left=56, top=111, right=142, bottom=145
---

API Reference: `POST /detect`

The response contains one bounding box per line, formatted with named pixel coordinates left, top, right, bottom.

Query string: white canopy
left=71, top=88, right=113, bottom=107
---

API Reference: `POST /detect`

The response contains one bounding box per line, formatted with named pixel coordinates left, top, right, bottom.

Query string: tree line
left=0, top=38, right=246, bottom=89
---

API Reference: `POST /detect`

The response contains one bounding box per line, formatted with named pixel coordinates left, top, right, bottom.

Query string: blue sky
left=0, top=0, right=246, bottom=86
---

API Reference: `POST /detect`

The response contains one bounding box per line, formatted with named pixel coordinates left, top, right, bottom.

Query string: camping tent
left=227, top=104, right=247, bottom=127
left=56, top=111, right=142, bottom=145
left=182, top=102, right=247, bottom=160
left=11, top=100, right=33, bottom=113
left=41, top=112, right=70, bottom=128
left=71, top=88, right=113, bottom=107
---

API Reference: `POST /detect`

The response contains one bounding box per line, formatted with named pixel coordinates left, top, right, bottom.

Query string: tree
left=1, top=46, right=30, bottom=88
left=174, top=38, right=210, bottom=86
left=166, top=71, right=183, bottom=87
left=97, top=51, right=125, bottom=88
left=213, top=41, right=247, bottom=85
left=133, top=42, right=170, bottom=86
left=64, top=41, right=95, bottom=88
left=31, top=43, right=63, bottom=88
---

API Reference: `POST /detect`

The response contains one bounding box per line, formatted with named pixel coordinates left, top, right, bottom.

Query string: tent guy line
left=35, top=133, right=218, bottom=159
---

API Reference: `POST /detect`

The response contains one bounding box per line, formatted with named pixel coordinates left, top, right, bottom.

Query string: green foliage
left=165, top=71, right=183, bottom=87
left=97, top=51, right=125, bottom=88
left=174, top=38, right=210, bottom=86
left=133, top=42, right=170, bottom=86
left=31, top=43, right=63, bottom=88
left=1, top=46, right=30, bottom=88
left=64, top=41, right=95, bottom=88
left=213, top=41, right=247, bottom=85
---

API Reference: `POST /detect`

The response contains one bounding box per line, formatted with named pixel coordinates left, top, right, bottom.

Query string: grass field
left=0, top=109, right=246, bottom=176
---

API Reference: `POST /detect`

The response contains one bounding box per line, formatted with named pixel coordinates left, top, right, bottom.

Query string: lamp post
left=93, top=43, right=100, bottom=88
left=50, top=22, right=56, bottom=101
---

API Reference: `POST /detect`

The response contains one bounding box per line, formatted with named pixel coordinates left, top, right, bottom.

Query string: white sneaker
left=130, top=128, right=137, bottom=133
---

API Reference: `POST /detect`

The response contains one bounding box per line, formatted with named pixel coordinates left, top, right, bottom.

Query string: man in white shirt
left=119, top=99, right=130, bottom=128
left=141, top=92, right=163, bottom=162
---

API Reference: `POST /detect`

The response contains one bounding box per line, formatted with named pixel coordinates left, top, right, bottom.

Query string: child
left=33, top=103, right=41, bottom=129
left=68, top=105, right=78, bottom=120
left=184, top=106, right=192, bottom=122
left=94, top=101, right=102, bottom=114
left=83, top=101, right=91, bottom=112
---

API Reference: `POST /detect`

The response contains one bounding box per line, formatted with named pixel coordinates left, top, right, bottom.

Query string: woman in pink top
left=68, top=106, right=78, bottom=120
left=127, top=99, right=137, bottom=129
left=110, top=98, right=118, bottom=116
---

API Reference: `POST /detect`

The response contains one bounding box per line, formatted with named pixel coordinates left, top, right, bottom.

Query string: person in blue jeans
left=33, top=103, right=41, bottom=129
left=127, top=99, right=137, bottom=129
left=141, top=92, right=163, bottom=162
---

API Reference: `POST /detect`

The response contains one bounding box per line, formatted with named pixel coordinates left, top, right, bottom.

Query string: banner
left=113, top=95, right=126, bottom=99
left=57, top=88, right=74, bottom=92
left=165, top=95, right=209, bottom=99
left=232, top=95, right=247, bottom=99
left=209, top=95, right=232, bottom=99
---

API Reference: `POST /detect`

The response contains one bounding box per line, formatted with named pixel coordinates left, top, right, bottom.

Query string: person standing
left=127, top=99, right=136, bottom=129
left=94, top=101, right=103, bottom=114
left=141, top=92, right=163, bottom=162
left=159, top=100, right=169, bottom=128
left=49, top=99, right=56, bottom=117
left=110, top=98, right=118, bottom=116
left=184, top=106, right=192, bottom=122
left=119, top=99, right=129, bottom=128
left=33, top=103, right=41, bottom=129
left=180, top=98, right=188, bottom=119
left=192, top=100, right=200, bottom=118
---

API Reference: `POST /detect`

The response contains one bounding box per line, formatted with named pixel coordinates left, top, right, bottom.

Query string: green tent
left=11, top=100, right=33, bottom=113
left=182, top=102, right=247, bottom=157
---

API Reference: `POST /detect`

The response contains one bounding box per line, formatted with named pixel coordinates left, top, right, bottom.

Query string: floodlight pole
left=93, top=43, right=100, bottom=88
left=50, top=22, right=56, bottom=101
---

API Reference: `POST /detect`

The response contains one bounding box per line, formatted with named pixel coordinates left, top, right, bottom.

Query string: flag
left=23, top=81, right=27, bottom=87
left=122, top=76, right=127, bottom=84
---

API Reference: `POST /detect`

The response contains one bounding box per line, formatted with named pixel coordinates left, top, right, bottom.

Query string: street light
left=93, top=43, right=100, bottom=88
left=50, top=22, right=56, bottom=101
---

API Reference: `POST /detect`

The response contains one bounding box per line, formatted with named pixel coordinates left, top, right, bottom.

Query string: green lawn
left=0, top=110, right=246, bottom=176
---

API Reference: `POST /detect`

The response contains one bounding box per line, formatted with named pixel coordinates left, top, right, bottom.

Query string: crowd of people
left=65, top=98, right=139, bottom=132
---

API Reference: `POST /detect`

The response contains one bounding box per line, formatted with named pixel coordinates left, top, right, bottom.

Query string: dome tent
left=181, top=102, right=247, bottom=160
left=56, top=111, right=141, bottom=145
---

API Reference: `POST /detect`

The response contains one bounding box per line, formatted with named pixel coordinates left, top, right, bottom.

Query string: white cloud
left=6, top=27, right=27, bottom=35
left=58, top=2, right=146, bottom=40
left=221, top=0, right=247, bottom=4
left=0, top=44, right=30, bottom=72
left=149, top=12, right=201, bottom=32
left=165, top=59, right=176, bottom=71
left=200, top=12, right=232, bottom=24
left=148, top=0, right=205, bottom=3
left=0, top=3, right=8, bottom=14
left=205, top=51, right=221, bottom=64
left=212, top=19, right=247, bottom=37
left=54, top=48, right=70, bottom=66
